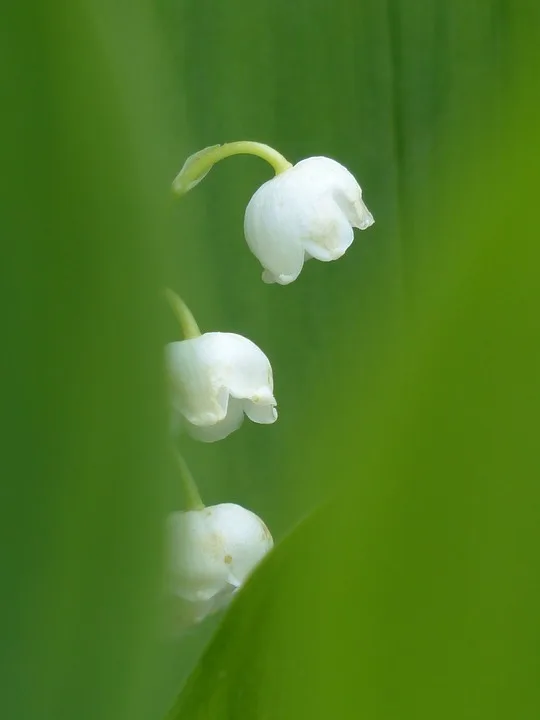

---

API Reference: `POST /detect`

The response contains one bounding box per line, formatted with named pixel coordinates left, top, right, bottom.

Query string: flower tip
left=262, top=270, right=299, bottom=286
left=359, top=213, right=375, bottom=230
left=328, top=246, right=347, bottom=261
left=353, top=199, right=375, bottom=230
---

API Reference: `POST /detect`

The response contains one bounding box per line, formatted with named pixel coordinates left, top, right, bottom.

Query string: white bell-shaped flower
left=166, top=332, right=277, bottom=442
left=167, top=503, right=273, bottom=616
left=244, top=156, right=374, bottom=285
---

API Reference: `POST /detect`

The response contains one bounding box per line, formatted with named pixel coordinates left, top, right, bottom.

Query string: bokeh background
left=3, top=1, right=539, bottom=719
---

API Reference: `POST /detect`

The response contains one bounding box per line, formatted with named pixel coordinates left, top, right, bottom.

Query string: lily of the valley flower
left=172, top=142, right=374, bottom=285
left=164, top=289, right=278, bottom=442
left=166, top=332, right=277, bottom=442
left=167, top=503, right=273, bottom=623
left=245, top=156, right=374, bottom=284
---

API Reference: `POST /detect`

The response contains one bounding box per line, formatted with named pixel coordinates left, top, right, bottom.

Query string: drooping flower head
left=166, top=332, right=277, bottom=442
left=167, top=503, right=273, bottom=624
left=164, top=289, right=277, bottom=442
left=172, top=142, right=374, bottom=285
left=245, top=156, right=374, bottom=284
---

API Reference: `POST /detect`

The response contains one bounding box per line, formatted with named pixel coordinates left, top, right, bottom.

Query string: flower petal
left=300, top=196, right=355, bottom=261
left=243, top=399, right=278, bottom=424
left=166, top=340, right=227, bottom=427
left=199, top=332, right=275, bottom=402
left=186, top=397, right=245, bottom=442
left=167, top=509, right=230, bottom=602
left=245, top=178, right=306, bottom=285
left=205, top=504, right=274, bottom=586
left=350, top=196, right=374, bottom=230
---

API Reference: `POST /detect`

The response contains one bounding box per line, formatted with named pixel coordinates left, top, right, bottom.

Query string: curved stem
left=173, top=448, right=204, bottom=511
left=172, top=141, right=292, bottom=196
left=164, top=287, right=201, bottom=339
left=201, top=142, right=292, bottom=174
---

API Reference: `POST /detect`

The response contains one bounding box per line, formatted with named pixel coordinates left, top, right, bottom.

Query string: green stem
left=172, top=141, right=292, bottom=196
left=174, top=449, right=204, bottom=511
left=164, top=287, right=201, bottom=339
left=197, top=141, right=292, bottom=174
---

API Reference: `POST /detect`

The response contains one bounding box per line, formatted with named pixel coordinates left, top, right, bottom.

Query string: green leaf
left=2, top=2, right=175, bottom=719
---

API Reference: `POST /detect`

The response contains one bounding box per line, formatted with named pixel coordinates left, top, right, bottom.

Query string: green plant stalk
left=172, top=141, right=292, bottom=196
left=174, top=449, right=204, bottom=511
left=164, top=287, right=201, bottom=339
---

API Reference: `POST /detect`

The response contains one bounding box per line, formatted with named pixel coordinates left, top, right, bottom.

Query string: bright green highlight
left=172, top=141, right=292, bottom=196
left=164, top=287, right=201, bottom=339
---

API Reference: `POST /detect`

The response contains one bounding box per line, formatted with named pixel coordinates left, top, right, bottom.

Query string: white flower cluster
left=166, top=141, right=374, bottom=627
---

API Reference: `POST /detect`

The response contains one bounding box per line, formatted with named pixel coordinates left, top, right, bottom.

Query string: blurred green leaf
left=2, top=2, right=175, bottom=719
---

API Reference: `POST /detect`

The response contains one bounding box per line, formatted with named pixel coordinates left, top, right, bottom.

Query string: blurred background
left=2, top=1, right=539, bottom=719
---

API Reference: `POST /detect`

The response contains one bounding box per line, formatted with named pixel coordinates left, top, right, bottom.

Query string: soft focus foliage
left=2, top=1, right=539, bottom=720
left=2, top=2, right=172, bottom=720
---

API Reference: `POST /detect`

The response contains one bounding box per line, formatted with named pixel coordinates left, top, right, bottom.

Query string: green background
left=3, top=1, right=539, bottom=719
